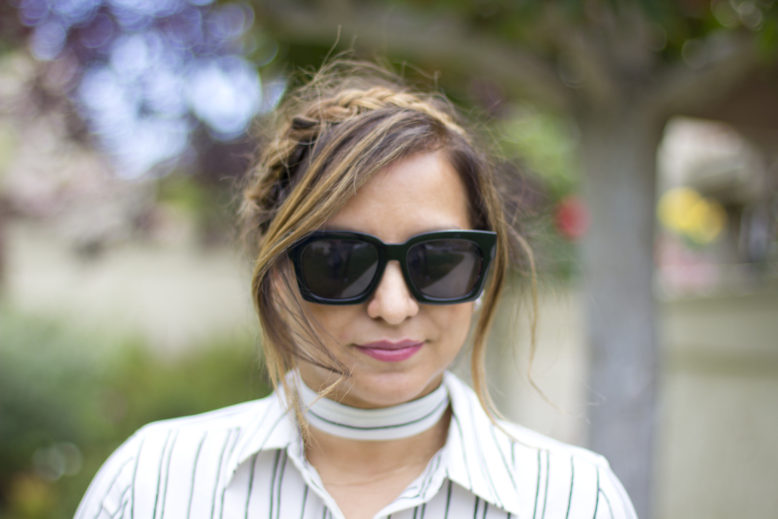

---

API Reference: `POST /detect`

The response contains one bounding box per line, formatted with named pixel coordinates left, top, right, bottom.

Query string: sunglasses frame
left=288, top=229, right=497, bottom=305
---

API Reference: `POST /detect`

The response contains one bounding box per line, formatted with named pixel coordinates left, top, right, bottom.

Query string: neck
left=306, top=406, right=451, bottom=483
left=292, top=371, right=452, bottom=479
left=294, top=372, right=450, bottom=441
left=294, top=375, right=452, bottom=519
left=304, top=409, right=450, bottom=519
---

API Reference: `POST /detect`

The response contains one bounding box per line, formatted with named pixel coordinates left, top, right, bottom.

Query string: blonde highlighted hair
left=239, top=60, right=534, bottom=432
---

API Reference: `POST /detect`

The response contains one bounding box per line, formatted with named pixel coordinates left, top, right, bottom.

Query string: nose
left=366, top=261, right=419, bottom=324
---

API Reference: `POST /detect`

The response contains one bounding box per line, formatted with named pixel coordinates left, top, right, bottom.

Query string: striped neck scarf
left=295, top=374, right=450, bottom=441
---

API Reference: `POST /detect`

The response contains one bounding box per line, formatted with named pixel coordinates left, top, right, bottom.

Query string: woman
left=76, top=61, right=637, bottom=518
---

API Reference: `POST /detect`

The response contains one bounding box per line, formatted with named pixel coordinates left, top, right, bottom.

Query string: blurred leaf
left=497, top=106, right=579, bottom=198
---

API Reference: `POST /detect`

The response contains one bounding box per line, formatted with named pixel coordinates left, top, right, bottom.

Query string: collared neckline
left=441, top=372, right=524, bottom=516
left=222, top=371, right=525, bottom=517
left=225, top=388, right=297, bottom=475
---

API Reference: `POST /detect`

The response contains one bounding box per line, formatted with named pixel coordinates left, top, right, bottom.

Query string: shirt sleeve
left=74, top=433, right=140, bottom=519
left=594, top=458, right=639, bottom=519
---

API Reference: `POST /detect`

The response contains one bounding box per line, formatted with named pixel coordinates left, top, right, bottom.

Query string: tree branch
left=253, top=0, right=571, bottom=110
left=538, top=6, right=620, bottom=107
left=648, top=32, right=763, bottom=118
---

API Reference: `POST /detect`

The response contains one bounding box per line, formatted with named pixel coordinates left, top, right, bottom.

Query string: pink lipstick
left=355, top=339, right=424, bottom=362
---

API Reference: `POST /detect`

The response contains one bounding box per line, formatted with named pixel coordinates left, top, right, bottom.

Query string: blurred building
left=658, top=117, right=777, bottom=294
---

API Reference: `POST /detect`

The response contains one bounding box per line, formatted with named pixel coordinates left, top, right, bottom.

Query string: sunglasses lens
left=407, top=239, right=483, bottom=300
left=299, top=238, right=379, bottom=299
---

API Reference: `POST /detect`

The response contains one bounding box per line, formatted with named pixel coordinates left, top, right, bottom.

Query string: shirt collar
left=442, top=371, right=525, bottom=516
left=226, top=389, right=298, bottom=477
left=223, top=371, right=525, bottom=516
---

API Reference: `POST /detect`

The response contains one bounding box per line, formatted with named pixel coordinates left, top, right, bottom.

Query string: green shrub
left=0, top=306, right=269, bottom=519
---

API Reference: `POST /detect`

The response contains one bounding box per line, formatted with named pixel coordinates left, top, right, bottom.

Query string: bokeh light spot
left=79, top=12, right=116, bottom=49
left=18, top=0, right=50, bottom=27
left=30, top=20, right=67, bottom=61
left=51, top=0, right=99, bottom=25
left=187, top=56, right=262, bottom=139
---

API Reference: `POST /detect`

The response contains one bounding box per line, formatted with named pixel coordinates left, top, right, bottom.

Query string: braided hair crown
left=240, top=60, right=471, bottom=247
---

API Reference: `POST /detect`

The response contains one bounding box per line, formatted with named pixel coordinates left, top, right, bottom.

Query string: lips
left=355, top=339, right=424, bottom=362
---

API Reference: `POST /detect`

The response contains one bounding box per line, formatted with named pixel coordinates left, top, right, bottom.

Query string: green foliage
left=157, top=174, right=213, bottom=215
left=494, top=105, right=582, bottom=280
left=0, top=315, right=107, bottom=476
left=155, top=173, right=241, bottom=245
left=496, top=106, right=579, bottom=198
left=758, top=12, right=778, bottom=57
left=0, top=306, right=269, bottom=519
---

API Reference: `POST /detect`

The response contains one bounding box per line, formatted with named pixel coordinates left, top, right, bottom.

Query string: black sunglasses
left=288, top=230, right=497, bottom=305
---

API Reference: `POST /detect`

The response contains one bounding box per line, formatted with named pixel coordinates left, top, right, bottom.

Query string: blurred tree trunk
left=577, top=107, right=665, bottom=516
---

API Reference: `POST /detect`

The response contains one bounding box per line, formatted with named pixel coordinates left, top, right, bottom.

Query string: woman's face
left=296, top=150, right=476, bottom=409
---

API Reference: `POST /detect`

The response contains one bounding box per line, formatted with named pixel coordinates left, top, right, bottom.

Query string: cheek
left=430, top=303, right=474, bottom=351
left=293, top=303, right=362, bottom=374
left=301, top=303, right=359, bottom=344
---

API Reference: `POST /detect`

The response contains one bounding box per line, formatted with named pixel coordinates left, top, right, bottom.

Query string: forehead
left=324, top=151, right=472, bottom=242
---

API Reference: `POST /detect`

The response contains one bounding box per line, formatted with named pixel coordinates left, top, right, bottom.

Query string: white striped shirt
left=75, top=372, right=637, bottom=518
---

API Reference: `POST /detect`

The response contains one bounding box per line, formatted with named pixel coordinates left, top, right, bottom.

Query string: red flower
left=555, top=195, right=589, bottom=240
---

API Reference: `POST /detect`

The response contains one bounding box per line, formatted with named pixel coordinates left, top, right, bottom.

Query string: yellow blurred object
left=658, top=187, right=726, bottom=244
left=8, top=473, right=57, bottom=518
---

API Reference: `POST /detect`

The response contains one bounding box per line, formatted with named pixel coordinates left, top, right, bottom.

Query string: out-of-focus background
left=1, top=1, right=776, bottom=518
